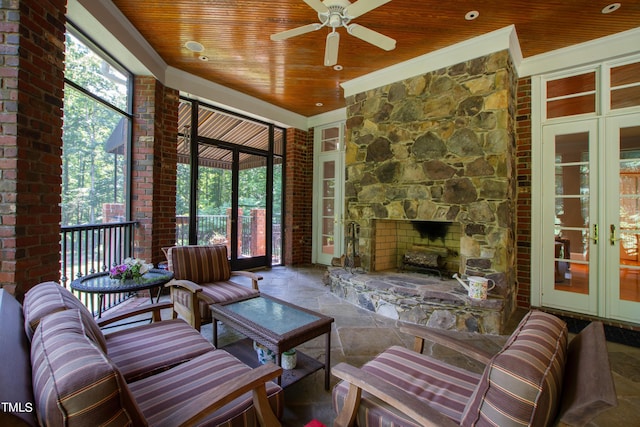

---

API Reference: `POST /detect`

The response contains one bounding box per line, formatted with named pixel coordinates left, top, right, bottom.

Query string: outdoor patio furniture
left=331, top=310, right=617, bottom=427
left=163, top=244, right=262, bottom=330
left=1, top=284, right=284, bottom=426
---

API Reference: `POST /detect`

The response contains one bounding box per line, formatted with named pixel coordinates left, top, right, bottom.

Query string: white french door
left=541, top=113, right=640, bottom=323
left=605, top=114, right=640, bottom=323
left=314, top=124, right=345, bottom=266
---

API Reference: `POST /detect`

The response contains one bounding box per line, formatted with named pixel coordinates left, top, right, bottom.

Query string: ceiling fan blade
left=303, top=0, right=329, bottom=14
left=271, top=23, right=322, bottom=41
left=344, top=0, right=391, bottom=19
left=324, top=31, right=340, bottom=66
left=347, top=23, right=396, bottom=51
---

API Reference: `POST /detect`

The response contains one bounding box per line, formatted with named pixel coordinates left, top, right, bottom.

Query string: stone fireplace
left=326, top=50, right=518, bottom=334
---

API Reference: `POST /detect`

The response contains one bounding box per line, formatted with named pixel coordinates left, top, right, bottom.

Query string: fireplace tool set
left=333, top=222, right=361, bottom=272
left=344, top=222, right=361, bottom=272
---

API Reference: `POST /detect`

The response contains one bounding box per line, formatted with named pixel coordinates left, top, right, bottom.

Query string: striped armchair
left=332, top=310, right=617, bottom=427
left=163, top=245, right=261, bottom=331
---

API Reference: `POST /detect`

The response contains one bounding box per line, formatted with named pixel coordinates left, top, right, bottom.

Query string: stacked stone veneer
left=331, top=50, right=518, bottom=333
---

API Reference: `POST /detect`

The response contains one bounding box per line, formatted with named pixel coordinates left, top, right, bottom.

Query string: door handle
left=590, top=224, right=598, bottom=244
left=610, top=224, right=620, bottom=246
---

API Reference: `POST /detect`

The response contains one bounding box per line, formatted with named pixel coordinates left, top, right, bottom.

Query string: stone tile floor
left=116, top=265, right=640, bottom=426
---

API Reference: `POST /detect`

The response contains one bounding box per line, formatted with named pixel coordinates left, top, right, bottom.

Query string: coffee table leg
left=97, top=294, right=104, bottom=318
left=325, top=331, right=331, bottom=390
left=212, top=318, right=218, bottom=348
left=275, top=353, right=282, bottom=386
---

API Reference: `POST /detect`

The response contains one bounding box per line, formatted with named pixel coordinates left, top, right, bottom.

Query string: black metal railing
left=61, top=215, right=283, bottom=316
left=176, top=214, right=282, bottom=264
left=60, top=221, right=137, bottom=315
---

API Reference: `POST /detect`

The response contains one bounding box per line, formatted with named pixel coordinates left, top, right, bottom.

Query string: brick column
left=0, top=0, right=66, bottom=298
left=131, top=77, right=179, bottom=267
left=250, top=208, right=266, bottom=256
left=515, top=77, right=533, bottom=308
left=284, top=128, right=313, bottom=265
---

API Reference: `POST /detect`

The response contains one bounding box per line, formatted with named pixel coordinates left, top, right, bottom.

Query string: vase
left=282, top=349, right=297, bottom=370
left=253, top=341, right=276, bottom=365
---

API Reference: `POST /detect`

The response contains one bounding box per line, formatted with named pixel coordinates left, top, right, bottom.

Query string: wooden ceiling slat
left=113, top=0, right=640, bottom=116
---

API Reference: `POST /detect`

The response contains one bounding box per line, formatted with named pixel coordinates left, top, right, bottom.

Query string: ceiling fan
left=270, top=0, right=396, bottom=67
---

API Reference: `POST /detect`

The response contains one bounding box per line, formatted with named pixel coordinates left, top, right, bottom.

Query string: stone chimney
left=344, top=50, right=517, bottom=300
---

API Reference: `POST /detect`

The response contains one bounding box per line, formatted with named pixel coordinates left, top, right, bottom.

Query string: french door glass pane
left=238, top=154, right=267, bottom=258
left=554, top=132, right=590, bottom=293
left=619, top=125, right=640, bottom=302
left=322, top=161, right=336, bottom=255
left=272, top=157, right=283, bottom=264
left=197, top=148, right=232, bottom=248
left=322, top=127, right=340, bottom=152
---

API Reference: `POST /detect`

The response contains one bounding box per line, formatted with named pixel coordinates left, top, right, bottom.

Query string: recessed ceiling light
left=315, top=102, right=324, bottom=107
left=602, top=3, right=621, bottom=13
left=333, top=64, right=343, bottom=71
left=199, top=55, right=209, bottom=61
left=185, top=41, right=205, bottom=52
left=465, top=10, right=480, bottom=20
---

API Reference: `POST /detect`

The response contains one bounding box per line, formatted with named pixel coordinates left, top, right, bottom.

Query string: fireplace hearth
left=325, top=267, right=509, bottom=334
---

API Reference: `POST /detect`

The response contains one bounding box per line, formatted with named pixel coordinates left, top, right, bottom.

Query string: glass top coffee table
left=210, top=294, right=334, bottom=390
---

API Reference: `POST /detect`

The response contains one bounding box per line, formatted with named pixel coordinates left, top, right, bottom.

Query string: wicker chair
left=163, top=245, right=261, bottom=331
left=332, top=310, right=617, bottom=427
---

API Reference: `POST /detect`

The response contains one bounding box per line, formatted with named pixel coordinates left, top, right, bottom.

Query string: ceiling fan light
left=184, top=41, right=204, bottom=52
left=465, top=10, right=479, bottom=21
left=602, top=3, right=621, bottom=14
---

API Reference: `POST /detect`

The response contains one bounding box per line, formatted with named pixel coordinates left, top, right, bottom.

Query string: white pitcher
left=453, top=274, right=495, bottom=300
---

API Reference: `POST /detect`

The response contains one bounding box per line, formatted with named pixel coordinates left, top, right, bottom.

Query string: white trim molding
left=341, top=26, right=520, bottom=98
left=519, top=27, right=640, bottom=78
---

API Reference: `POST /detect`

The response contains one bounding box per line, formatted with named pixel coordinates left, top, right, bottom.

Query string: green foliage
left=62, top=33, right=129, bottom=226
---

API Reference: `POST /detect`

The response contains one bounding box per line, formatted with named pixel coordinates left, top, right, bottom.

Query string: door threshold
left=536, top=306, right=640, bottom=348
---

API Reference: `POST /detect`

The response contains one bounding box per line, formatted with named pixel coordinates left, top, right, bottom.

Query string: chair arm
left=332, top=362, right=458, bottom=427
left=157, top=362, right=283, bottom=427
left=164, top=279, right=203, bottom=294
left=231, top=270, right=263, bottom=290
left=400, top=323, right=494, bottom=365
left=165, top=279, right=204, bottom=330
left=96, top=301, right=174, bottom=327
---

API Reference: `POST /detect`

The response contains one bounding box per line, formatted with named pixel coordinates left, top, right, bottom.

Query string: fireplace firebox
left=373, top=219, right=460, bottom=277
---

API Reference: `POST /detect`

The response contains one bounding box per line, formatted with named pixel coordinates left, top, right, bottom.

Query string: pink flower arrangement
left=109, top=258, right=153, bottom=281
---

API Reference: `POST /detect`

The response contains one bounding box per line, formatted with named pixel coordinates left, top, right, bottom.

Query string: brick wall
left=132, top=76, right=179, bottom=266
left=0, top=0, right=66, bottom=298
left=515, top=77, right=533, bottom=308
left=285, top=127, right=313, bottom=265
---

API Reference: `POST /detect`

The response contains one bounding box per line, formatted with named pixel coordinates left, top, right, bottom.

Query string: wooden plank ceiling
left=111, top=0, right=640, bottom=117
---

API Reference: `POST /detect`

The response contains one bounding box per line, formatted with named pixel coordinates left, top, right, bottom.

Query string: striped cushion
left=186, top=280, right=260, bottom=323
left=105, top=318, right=214, bottom=382
left=23, top=281, right=107, bottom=352
left=129, top=349, right=284, bottom=427
left=332, top=345, right=481, bottom=426
left=31, top=309, right=146, bottom=426
left=167, top=245, right=231, bottom=283
left=460, top=310, right=568, bottom=427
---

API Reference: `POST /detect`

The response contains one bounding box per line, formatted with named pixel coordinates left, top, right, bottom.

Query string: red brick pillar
left=131, top=77, right=179, bottom=267
left=250, top=209, right=266, bottom=256
left=103, top=203, right=125, bottom=223
left=284, top=128, right=313, bottom=265
left=515, top=77, right=533, bottom=308
left=0, top=0, right=66, bottom=298
left=225, top=208, right=243, bottom=256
